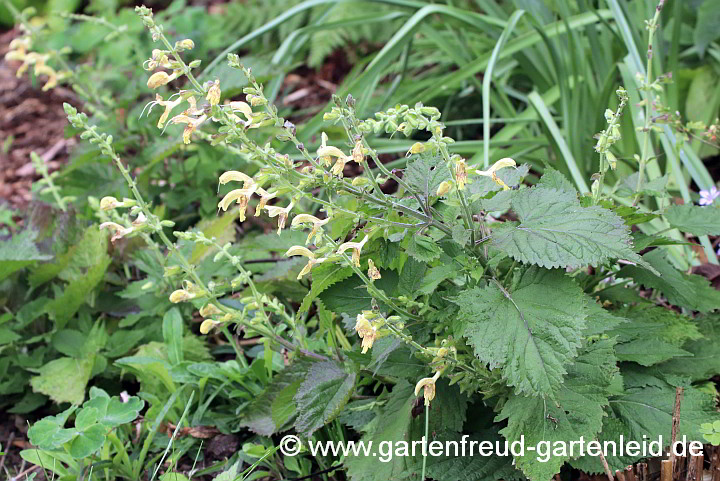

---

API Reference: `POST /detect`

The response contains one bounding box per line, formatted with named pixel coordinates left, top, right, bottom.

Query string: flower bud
left=206, top=80, right=221, bottom=106
left=199, top=319, right=216, bottom=335
left=176, top=39, right=195, bottom=50
left=436, top=180, right=452, bottom=196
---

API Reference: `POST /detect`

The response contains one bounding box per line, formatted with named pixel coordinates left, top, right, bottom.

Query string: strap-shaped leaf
left=491, top=187, right=649, bottom=270
left=456, top=267, right=586, bottom=396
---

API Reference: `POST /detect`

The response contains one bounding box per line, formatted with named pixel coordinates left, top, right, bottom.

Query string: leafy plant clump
left=3, top=1, right=720, bottom=481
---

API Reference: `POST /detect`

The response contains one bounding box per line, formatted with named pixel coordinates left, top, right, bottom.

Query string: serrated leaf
left=298, top=263, right=354, bottom=314
left=294, top=361, right=356, bottom=437
left=239, top=358, right=316, bottom=435
left=417, top=264, right=456, bottom=295
left=498, top=339, right=617, bottom=481
left=407, top=235, right=442, bottom=262
left=537, top=168, right=577, bottom=195
left=664, top=204, right=720, bottom=236
left=319, top=270, right=398, bottom=317
left=619, top=249, right=720, bottom=312
left=491, top=187, right=651, bottom=271
left=30, top=357, right=94, bottom=405
left=658, top=315, right=720, bottom=381
left=456, top=267, right=586, bottom=396
left=614, top=338, right=691, bottom=366
left=0, top=229, right=52, bottom=281
left=397, top=258, right=427, bottom=299
left=451, top=224, right=471, bottom=246
left=404, top=152, right=451, bottom=200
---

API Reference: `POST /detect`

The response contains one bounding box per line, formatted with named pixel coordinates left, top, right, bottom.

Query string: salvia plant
left=16, top=3, right=720, bottom=481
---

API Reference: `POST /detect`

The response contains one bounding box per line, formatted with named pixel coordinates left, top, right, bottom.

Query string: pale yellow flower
left=170, top=114, right=207, bottom=144
left=436, top=180, right=452, bottom=197
left=218, top=186, right=258, bottom=221
left=367, top=259, right=381, bottom=280
left=414, top=371, right=441, bottom=406
left=317, top=139, right=351, bottom=176
left=255, top=188, right=277, bottom=216
left=317, top=132, right=332, bottom=167
left=99, top=222, right=133, bottom=243
left=285, top=245, right=327, bottom=279
left=227, top=101, right=255, bottom=126
left=199, top=319, right=217, bottom=335
left=147, top=71, right=177, bottom=89
left=199, top=303, right=222, bottom=317
left=337, top=234, right=369, bottom=267
left=151, top=94, right=183, bottom=128
left=291, top=214, right=330, bottom=245
left=265, top=202, right=294, bottom=235
left=176, top=39, right=195, bottom=50
left=354, top=313, right=377, bottom=354
left=169, top=289, right=195, bottom=303
left=219, top=170, right=254, bottom=186
left=476, top=157, right=516, bottom=191
left=206, top=79, right=221, bottom=106
left=455, top=159, right=468, bottom=190
left=100, top=196, right=124, bottom=211
left=352, top=139, right=365, bottom=163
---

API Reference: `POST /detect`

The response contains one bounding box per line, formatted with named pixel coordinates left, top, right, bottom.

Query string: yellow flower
left=151, top=94, right=183, bottom=128
left=176, top=39, right=195, bottom=50
left=337, top=234, right=369, bottom=267
left=408, top=142, right=425, bottom=155
left=476, top=157, right=516, bottom=191
left=264, top=202, right=294, bottom=235
left=226, top=101, right=257, bottom=128
left=367, top=259, right=381, bottom=280
left=291, top=214, right=330, bottom=245
left=170, top=114, right=207, bottom=144
left=255, top=188, right=277, bottom=216
left=100, top=196, right=123, bottom=210
left=331, top=157, right=347, bottom=177
left=218, top=186, right=258, bottom=221
left=354, top=313, right=377, bottom=354
left=317, top=133, right=333, bottom=167
left=455, top=159, right=468, bottom=190
left=317, top=139, right=351, bottom=176
left=169, top=289, right=195, bottom=303
left=33, top=62, right=58, bottom=91
left=199, top=303, right=222, bottom=317
left=436, top=180, right=452, bottom=197
left=147, top=71, right=176, bottom=89
left=99, top=222, right=133, bottom=243
left=352, top=139, right=365, bottom=163
left=285, top=245, right=327, bottom=279
left=199, top=319, right=217, bottom=335
left=414, top=371, right=441, bottom=406
left=219, top=170, right=254, bottom=186
left=206, top=79, right=221, bottom=106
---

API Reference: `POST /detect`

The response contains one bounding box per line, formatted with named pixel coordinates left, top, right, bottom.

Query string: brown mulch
left=0, top=28, right=75, bottom=211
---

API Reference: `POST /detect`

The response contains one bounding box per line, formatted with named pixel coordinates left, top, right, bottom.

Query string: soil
left=0, top=28, right=75, bottom=213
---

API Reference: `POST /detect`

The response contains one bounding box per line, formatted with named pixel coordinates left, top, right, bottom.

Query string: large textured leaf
left=456, top=267, right=586, bottom=396
left=664, top=204, right=720, bottom=236
left=498, top=339, right=617, bottom=481
left=319, top=270, right=398, bottom=317
left=572, top=368, right=720, bottom=473
left=298, top=263, right=353, bottom=314
left=491, top=187, right=649, bottom=270
left=404, top=152, right=451, bottom=200
left=619, top=249, right=720, bottom=312
left=30, top=357, right=94, bottom=405
left=0, top=229, right=51, bottom=281
left=239, top=358, right=316, bottom=436
left=294, top=361, right=356, bottom=437
left=658, top=314, right=720, bottom=381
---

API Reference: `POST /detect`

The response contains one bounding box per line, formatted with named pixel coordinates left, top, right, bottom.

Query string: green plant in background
left=2, top=0, right=720, bottom=480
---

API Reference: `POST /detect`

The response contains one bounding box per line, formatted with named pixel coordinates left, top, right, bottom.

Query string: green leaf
left=417, top=264, right=456, bottom=295
left=319, top=270, right=398, bottom=317
left=407, top=234, right=443, bottom=263
left=30, top=357, right=94, bottom=405
left=456, top=267, right=586, bottom=396
left=404, top=152, right=451, bottom=201
left=498, top=339, right=617, bottom=481
left=163, top=308, right=184, bottom=365
left=491, top=187, right=650, bottom=271
left=536, top=168, right=577, bottom=195
left=27, top=406, right=77, bottom=449
left=239, top=358, right=316, bottom=436
left=0, top=229, right=51, bottom=281
left=664, top=204, right=720, bottom=236
left=298, top=262, right=353, bottom=314
left=68, top=422, right=106, bottom=458
left=694, top=1, right=720, bottom=57
left=573, top=371, right=720, bottom=472
left=658, top=315, right=720, bottom=382
left=397, top=258, right=428, bottom=299
left=614, top=338, right=691, bottom=366
left=619, top=249, right=720, bottom=313
left=82, top=387, right=144, bottom=428
left=294, top=360, right=356, bottom=437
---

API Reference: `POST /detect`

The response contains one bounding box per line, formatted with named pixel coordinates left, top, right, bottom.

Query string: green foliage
left=5, top=0, right=720, bottom=480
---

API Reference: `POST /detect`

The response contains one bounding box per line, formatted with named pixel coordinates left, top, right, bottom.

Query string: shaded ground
left=0, top=28, right=74, bottom=212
